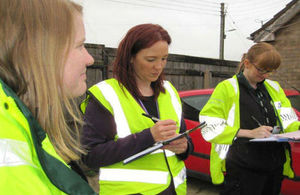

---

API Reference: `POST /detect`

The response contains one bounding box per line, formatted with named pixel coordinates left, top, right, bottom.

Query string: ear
left=244, top=59, right=250, bottom=69
left=130, top=57, right=134, bottom=64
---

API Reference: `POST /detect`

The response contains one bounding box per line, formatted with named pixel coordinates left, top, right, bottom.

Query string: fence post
left=204, top=70, right=212, bottom=89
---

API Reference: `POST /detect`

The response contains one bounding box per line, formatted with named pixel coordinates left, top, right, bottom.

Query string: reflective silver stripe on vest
left=151, top=149, right=175, bottom=157
left=200, top=115, right=231, bottom=160
left=173, top=167, right=186, bottom=188
left=227, top=103, right=235, bottom=127
left=265, top=80, right=297, bottom=129
left=280, top=107, right=298, bottom=129
left=99, top=168, right=168, bottom=184
left=214, top=144, right=230, bottom=160
left=265, top=79, right=280, bottom=92
left=96, top=81, right=131, bottom=138
left=273, top=101, right=298, bottom=129
left=163, top=81, right=182, bottom=127
left=0, top=138, right=36, bottom=168
left=228, top=78, right=238, bottom=94
left=200, top=116, right=226, bottom=141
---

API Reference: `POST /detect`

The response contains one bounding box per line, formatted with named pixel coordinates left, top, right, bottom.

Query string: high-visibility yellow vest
left=0, top=79, right=96, bottom=195
left=199, top=75, right=300, bottom=184
left=81, top=78, right=187, bottom=195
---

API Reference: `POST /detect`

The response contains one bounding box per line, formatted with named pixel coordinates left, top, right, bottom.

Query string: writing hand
left=150, top=119, right=177, bottom=142
left=250, top=126, right=273, bottom=138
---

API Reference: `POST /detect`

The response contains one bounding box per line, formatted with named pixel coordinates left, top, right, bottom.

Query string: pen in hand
left=142, top=113, right=160, bottom=122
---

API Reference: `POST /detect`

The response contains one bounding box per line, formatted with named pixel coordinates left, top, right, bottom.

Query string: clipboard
left=250, top=130, right=300, bottom=142
left=123, top=122, right=206, bottom=164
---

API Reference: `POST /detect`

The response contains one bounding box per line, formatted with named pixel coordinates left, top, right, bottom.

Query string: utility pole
left=219, top=2, right=225, bottom=60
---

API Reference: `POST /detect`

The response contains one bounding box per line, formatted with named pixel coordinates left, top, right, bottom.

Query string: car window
left=181, top=95, right=211, bottom=121
left=287, top=95, right=300, bottom=112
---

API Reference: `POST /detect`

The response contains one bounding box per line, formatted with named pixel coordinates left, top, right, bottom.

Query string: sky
left=74, top=0, right=292, bottom=61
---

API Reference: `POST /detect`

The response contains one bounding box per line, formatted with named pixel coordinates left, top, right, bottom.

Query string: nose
left=154, top=59, right=166, bottom=69
left=85, top=48, right=94, bottom=67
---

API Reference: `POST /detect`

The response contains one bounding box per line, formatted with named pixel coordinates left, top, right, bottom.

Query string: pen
left=142, top=113, right=160, bottom=122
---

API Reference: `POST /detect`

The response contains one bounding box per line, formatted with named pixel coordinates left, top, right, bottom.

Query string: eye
left=77, top=43, right=85, bottom=50
left=146, top=58, right=155, bottom=62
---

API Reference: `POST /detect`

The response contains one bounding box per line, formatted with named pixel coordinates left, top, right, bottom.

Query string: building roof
left=250, top=0, right=300, bottom=42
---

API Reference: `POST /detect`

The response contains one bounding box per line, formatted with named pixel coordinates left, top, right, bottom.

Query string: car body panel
left=179, top=88, right=300, bottom=195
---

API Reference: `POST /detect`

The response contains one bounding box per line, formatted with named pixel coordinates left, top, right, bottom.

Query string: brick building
left=250, top=0, right=300, bottom=90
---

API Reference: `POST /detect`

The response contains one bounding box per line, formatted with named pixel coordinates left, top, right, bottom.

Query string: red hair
left=113, top=23, right=171, bottom=99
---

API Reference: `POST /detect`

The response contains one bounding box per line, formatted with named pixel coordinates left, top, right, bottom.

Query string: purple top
left=81, top=94, right=194, bottom=194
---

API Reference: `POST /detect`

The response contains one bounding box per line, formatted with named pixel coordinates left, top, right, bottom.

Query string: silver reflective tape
left=0, top=138, right=36, bottom=168
left=228, top=78, right=238, bottom=95
left=215, top=144, right=230, bottom=160
left=173, top=167, right=186, bottom=188
left=163, top=81, right=182, bottom=127
left=199, top=116, right=226, bottom=141
left=280, top=107, right=298, bottom=129
left=227, top=103, right=235, bottom=127
left=99, top=168, right=168, bottom=184
left=96, top=81, right=131, bottom=138
left=265, top=79, right=280, bottom=92
left=151, top=149, right=175, bottom=157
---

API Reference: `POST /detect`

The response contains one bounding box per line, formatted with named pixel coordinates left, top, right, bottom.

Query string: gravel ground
left=187, top=176, right=221, bottom=195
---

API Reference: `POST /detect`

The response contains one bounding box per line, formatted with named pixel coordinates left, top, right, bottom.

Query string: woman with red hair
left=81, top=23, right=193, bottom=194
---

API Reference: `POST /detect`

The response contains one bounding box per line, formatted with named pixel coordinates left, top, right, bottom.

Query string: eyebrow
left=146, top=54, right=168, bottom=58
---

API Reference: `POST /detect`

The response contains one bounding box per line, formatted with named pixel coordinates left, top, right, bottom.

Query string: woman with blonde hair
left=200, top=42, right=299, bottom=195
left=0, top=0, right=96, bottom=194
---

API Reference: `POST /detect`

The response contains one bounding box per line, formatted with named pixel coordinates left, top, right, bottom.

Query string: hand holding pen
left=142, top=113, right=188, bottom=154
left=142, top=113, right=178, bottom=143
left=250, top=116, right=273, bottom=138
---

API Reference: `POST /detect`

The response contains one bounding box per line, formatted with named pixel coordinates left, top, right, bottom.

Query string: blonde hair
left=236, top=42, right=281, bottom=73
left=0, top=0, right=85, bottom=162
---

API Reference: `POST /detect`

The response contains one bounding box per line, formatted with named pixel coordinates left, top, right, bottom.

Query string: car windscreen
left=287, top=95, right=300, bottom=112
left=181, top=94, right=211, bottom=121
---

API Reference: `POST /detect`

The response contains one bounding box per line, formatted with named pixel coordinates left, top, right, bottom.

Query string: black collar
left=237, top=72, right=265, bottom=92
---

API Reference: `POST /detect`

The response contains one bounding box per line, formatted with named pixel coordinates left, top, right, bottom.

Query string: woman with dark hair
left=81, top=23, right=193, bottom=194
left=199, top=42, right=300, bottom=195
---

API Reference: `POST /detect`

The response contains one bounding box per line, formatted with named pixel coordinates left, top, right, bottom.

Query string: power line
left=190, top=0, right=219, bottom=5
left=101, top=0, right=219, bottom=16
left=149, top=0, right=220, bottom=8
left=226, top=13, right=251, bottom=47
left=174, top=0, right=220, bottom=7
left=229, top=5, right=288, bottom=16
left=229, top=8, right=285, bottom=20
left=135, top=0, right=219, bottom=12
left=227, top=0, right=290, bottom=15
left=228, top=0, right=290, bottom=8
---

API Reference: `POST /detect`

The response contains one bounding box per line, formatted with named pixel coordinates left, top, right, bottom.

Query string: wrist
left=237, top=129, right=252, bottom=138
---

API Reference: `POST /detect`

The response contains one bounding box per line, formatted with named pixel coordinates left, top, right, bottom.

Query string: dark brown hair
left=113, top=23, right=171, bottom=99
left=236, top=42, right=281, bottom=73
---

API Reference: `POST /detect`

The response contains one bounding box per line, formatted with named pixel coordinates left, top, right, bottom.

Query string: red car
left=179, top=89, right=300, bottom=195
